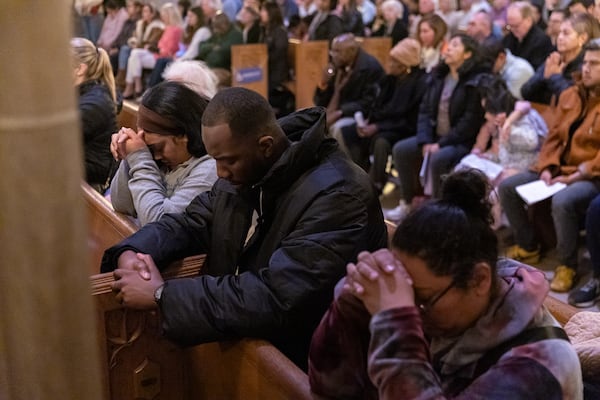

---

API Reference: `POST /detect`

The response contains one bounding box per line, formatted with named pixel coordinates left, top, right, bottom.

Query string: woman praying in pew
left=309, top=169, right=583, bottom=400
left=71, top=37, right=119, bottom=194
left=109, top=81, right=218, bottom=226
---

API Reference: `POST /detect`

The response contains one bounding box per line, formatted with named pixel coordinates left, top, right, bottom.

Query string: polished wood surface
left=231, top=43, right=269, bottom=99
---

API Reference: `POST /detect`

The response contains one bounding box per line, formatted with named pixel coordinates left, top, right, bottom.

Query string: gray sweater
left=110, top=148, right=217, bottom=226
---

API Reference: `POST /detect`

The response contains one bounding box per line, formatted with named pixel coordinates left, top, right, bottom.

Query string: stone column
left=0, top=1, right=102, bottom=399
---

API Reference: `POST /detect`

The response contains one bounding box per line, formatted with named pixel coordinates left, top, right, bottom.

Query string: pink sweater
left=156, top=25, right=183, bottom=59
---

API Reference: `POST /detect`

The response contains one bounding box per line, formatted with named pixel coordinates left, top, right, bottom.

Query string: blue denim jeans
left=499, top=172, right=600, bottom=269
left=586, top=194, right=600, bottom=277
left=81, top=14, right=103, bottom=44
left=118, top=45, right=132, bottom=70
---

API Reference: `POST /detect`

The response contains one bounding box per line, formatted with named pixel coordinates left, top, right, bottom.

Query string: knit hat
left=389, top=38, right=421, bottom=67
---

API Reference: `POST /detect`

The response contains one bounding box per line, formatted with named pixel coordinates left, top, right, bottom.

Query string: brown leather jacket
left=535, top=84, right=600, bottom=177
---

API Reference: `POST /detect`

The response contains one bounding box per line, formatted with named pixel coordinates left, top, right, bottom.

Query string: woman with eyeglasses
left=308, top=169, right=582, bottom=399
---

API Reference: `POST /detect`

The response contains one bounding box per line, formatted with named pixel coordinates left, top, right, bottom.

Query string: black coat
left=101, top=107, right=387, bottom=369
left=78, top=80, right=117, bottom=187
left=521, top=50, right=584, bottom=105
left=371, top=18, right=408, bottom=46
left=502, top=24, right=554, bottom=70
left=416, top=61, right=489, bottom=148
left=308, top=13, right=344, bottom=42
left=261, top=25, right=289, bottom=91
left=369, top=68, right=427, bottom=140
left=314, top=49, right=385, bottom=117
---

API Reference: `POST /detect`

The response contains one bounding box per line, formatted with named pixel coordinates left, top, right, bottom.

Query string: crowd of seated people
left=75, top=0, right=600, bottom=315
left=66, top=1, right=600, bottom=397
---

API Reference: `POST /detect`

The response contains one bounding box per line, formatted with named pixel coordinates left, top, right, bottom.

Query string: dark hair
left=141, top=81, right=209, bottom=157
left=391, top=169, right=498, bottom=290
left=202, top=87, right=281, bottom=137
left=569, top=0, right=594, bottom=9
left=178, top=0, right=192, bottom=15
left=263, top=1, right=284, bottom=29
left=586, top=37, right=600, bottom=52
left=451, top=33, right=483, bottom=75
left=483, top=78, right=515, bottom=115
left=480, top=37, right=505, bottom=64
left=183, top=6, right=206, bottom=44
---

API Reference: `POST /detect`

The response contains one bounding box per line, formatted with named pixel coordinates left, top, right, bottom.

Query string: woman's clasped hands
left=344, top=248, right=415, bottom=315
left=110, top=127, right=146, bottom=161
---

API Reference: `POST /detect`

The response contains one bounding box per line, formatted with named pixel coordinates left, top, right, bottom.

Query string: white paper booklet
left=516, top=179, right=567, bottom=205
left=456, top=154, right=504, bottom=181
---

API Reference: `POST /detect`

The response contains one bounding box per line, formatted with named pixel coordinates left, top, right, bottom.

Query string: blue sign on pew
left=236, top=67, right=263, bottom=84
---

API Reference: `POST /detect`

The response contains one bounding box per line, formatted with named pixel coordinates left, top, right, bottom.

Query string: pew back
left=83, top=181, right=138, bottom=274
left=231, top=43, right=269, bottom=99
left=288, top=39, right=329, bottom=109
left=117, top=99, right=139, bottom=130
left=358, top=36, right=391, bottom=73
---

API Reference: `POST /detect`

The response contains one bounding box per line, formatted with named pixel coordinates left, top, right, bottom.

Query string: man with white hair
left=503, top=1, right=553, bottom=68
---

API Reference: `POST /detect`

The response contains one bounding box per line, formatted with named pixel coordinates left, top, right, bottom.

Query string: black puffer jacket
left=416, top=60, right=489, bottom=148
left=101, top=107, right=387, bottom=369
left=78, top=80, right=117, bottom=187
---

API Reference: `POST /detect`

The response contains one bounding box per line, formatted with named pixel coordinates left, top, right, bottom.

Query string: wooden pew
left=357, top=36, right=392, bottom=73
left=85, top=160, right=311, bottom=399
left=117, top=99, right=139, bottom=130
left=83, top=181, right=138, bottom=274
left=287, top=39, right=330, bottom=110
left=231, top=43, right=269, bottom=99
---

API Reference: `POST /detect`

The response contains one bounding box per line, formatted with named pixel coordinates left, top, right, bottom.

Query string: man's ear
left=470, top=262, right=493, bottom=296
left=258, top=135, right=274, bottom=158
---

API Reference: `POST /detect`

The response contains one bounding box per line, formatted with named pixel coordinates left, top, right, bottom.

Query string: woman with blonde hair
left=123, top=2, right=183, bottom=99
left=71, top=37, right=119, bottom=193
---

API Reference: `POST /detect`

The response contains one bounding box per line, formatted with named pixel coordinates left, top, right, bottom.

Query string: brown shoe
left=550, top=265, right=576, bottom=292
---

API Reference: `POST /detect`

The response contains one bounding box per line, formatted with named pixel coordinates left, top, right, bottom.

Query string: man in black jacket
left=102, top=87, right=387, bottom=370
left=503, top=1, right=554, bottom=69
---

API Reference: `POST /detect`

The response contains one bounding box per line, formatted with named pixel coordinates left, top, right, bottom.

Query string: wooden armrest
left=91, top=255, right=205, bottom=295
left=543, top=295, right=579, bottom=326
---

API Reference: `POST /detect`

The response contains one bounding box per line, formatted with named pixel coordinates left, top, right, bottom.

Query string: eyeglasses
left=417, top=280, right=456, bottom=313
left=505, top=18, right=525, bottom=32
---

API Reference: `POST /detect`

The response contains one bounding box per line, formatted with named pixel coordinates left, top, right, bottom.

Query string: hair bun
left=441, top=169, right=493, bottom=224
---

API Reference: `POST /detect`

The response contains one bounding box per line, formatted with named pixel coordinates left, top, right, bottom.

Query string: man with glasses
left=503, top=1, right=553, bottom=69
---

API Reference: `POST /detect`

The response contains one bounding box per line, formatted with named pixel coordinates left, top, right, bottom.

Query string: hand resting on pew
left=111, top=250, right=164, bottom=309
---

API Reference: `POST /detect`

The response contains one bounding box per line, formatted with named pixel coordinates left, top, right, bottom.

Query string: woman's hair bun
left=441, top=169, right=493, bottom=224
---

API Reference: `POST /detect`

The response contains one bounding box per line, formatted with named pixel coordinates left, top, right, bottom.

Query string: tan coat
left=535, top=85, right=600, bottom=177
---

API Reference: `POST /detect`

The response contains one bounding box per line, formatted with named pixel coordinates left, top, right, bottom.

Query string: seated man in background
left=480, top=37, right=534, bottom=100
left=503, top=1, right=554, bottom=69
left=314, top=33, right=384, bottom=142
left=499, top=39, right=600, bottom=293
left=102, top=87, right=387, bottom=370
left=196, top=12, right=243, bottom=87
